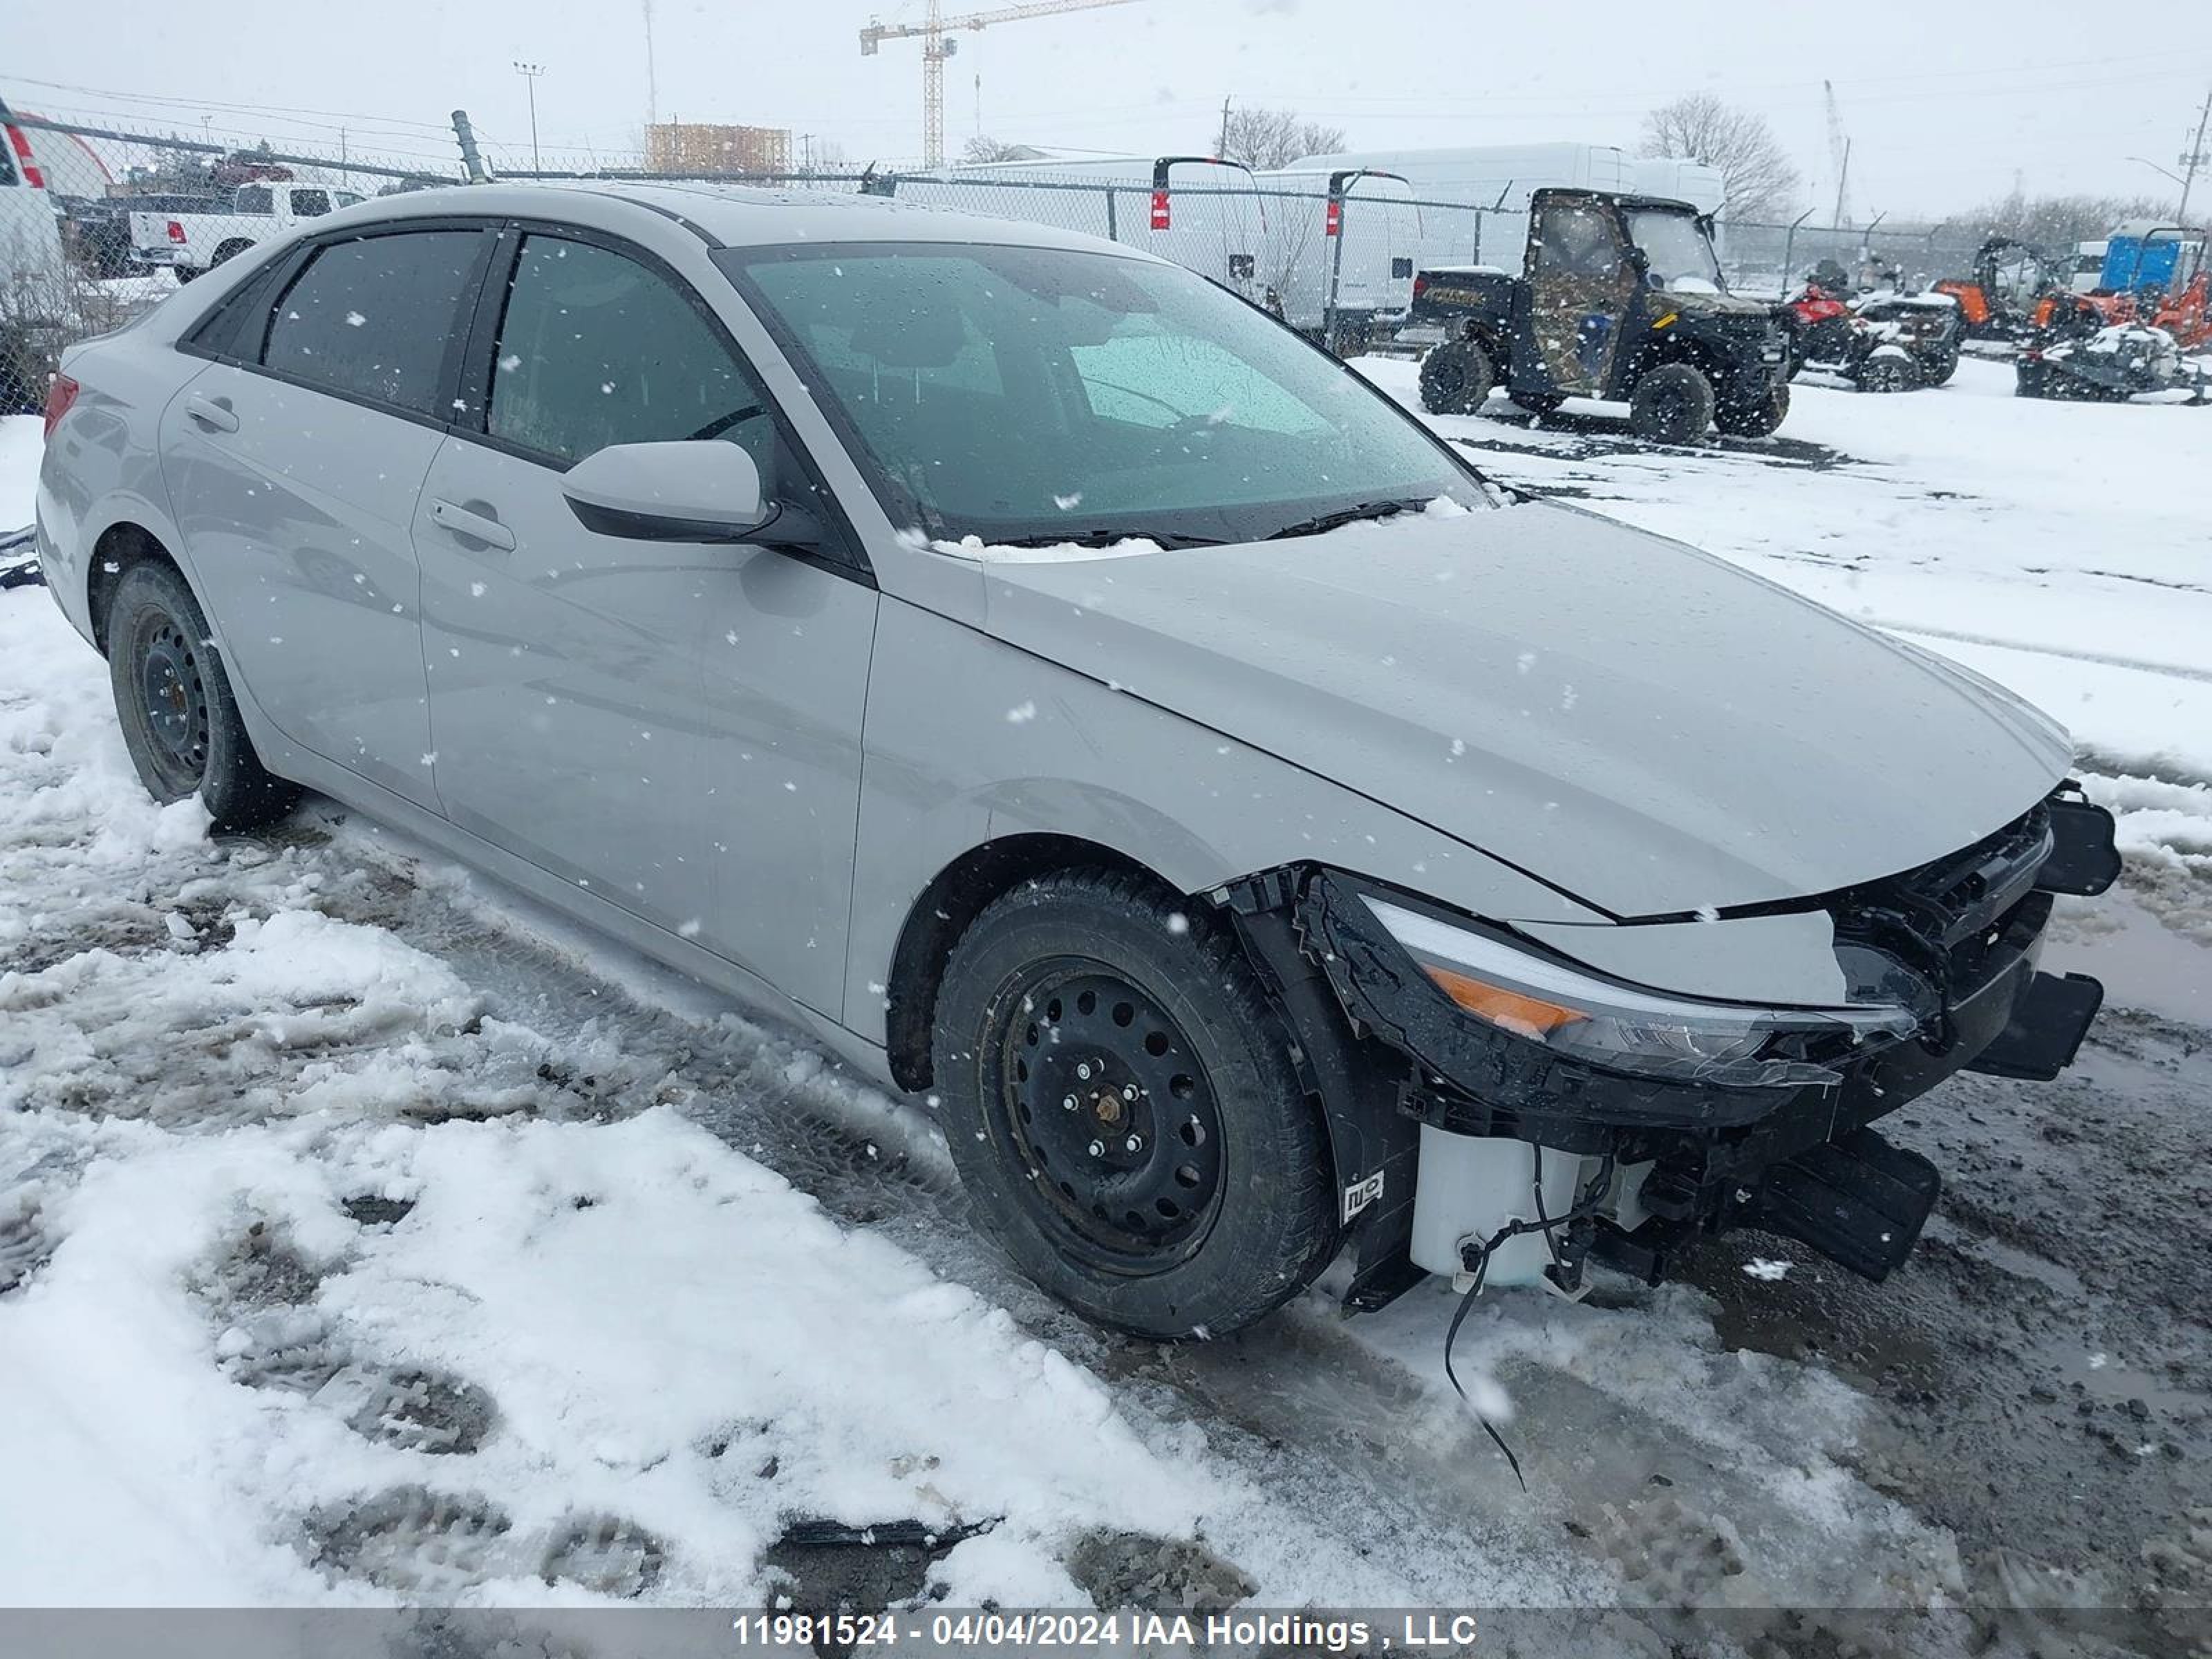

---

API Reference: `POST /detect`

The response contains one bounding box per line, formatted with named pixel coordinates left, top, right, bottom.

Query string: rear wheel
left=106, top=561, right=299, bottom=831
left=1923, top=348, right=1960, bottom=386
left=930, top=870, right=1338, bottom=1338
left=1418, top=337, right=1494, bottom=415
left=210, top=239, right=254, bottom=269
left=171, top=266, right=198, bottom=285
left=1714, top=380, right=1790, bottom=438
left=1627, top=362, right=1715, bottom=443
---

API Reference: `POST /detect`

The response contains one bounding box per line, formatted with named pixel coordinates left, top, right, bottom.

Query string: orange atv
left=1935, top=236, right=2066, bottom=342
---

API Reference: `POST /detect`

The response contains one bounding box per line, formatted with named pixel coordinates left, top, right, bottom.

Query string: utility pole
left=1218, top=94, right=1232, bottom=158
left=513, top=62, right=544, bottom=174
left=2180, top=86, right=2211, bottom=224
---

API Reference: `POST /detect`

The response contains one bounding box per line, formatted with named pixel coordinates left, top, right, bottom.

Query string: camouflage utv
left=1409, top=188, right=1790, bottom=442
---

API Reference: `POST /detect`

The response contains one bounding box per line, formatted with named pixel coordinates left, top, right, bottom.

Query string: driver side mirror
left=561, top=441, right=770, bottom=543
left=1624, top=246, right=1650, bottom=275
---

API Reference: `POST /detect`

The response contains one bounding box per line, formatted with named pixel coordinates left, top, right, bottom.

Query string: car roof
left=332, top=178, right=1160, bottom=260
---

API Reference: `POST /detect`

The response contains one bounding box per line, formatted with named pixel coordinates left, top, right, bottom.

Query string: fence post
left=1105, top=186, right=1118, bottom=243
left=451, top=109, right=491, bottom=184
left=1781, top=207, right=1813, bottom=288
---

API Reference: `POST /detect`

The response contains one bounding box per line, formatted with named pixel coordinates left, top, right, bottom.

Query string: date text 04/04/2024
left=727, top=1612, right=1486, bottom=1651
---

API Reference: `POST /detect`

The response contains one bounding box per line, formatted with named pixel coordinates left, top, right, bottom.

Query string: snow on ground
left=4, top=355, right=2211, bottom=1648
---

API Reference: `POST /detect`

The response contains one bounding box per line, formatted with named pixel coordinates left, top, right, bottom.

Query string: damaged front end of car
left=1225, top=786, right=2121, bottom=1311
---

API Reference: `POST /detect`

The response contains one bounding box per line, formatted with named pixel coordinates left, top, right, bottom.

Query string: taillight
left=1150, top=188, right=1170, bottom=231
left=4, top=124, right=44, bottom=189
left=167, top=219, right=187, bottom=243
left=1324, top=198, right=1342, bottom=238
left=1412, top=273, right=1428, bottom=301
left=43, top=373, right=79, bottom=441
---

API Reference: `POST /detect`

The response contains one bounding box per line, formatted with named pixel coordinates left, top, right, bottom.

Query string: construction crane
left=861, top=0, right=1141, bottom=168
left=1823, top=79, right=1853, bottom=229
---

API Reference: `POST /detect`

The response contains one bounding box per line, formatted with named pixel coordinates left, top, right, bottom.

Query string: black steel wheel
left=992, top=966, right=1226, bottom=1270
left=106, top=560, right=300, bottom=830
left=124, top=606, right=213, bottom=798
left=932, top=870, right=1338, bottom=1338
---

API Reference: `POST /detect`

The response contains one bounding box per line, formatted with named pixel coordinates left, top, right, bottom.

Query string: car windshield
left=1627, top=209, right=1724, bottom=293
left=718, top=241, right=1486, bottom=549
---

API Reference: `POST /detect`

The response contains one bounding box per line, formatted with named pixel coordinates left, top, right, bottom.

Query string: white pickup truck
left=131, top=180, right=365, bottom=281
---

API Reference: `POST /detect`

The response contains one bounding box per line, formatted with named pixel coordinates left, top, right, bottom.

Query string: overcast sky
left=9, top=0, right=2209, bottom=217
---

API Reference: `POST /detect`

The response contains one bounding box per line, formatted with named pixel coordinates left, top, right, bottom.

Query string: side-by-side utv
left=1407, top=188, right=1792, bottom=442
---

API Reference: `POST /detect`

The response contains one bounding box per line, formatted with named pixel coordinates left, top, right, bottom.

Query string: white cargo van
left=903, top=155, right=1269, bottom=305
left=1, top=107, right=73, bottom=412
left=1255, top=167, right=1419, bottom=349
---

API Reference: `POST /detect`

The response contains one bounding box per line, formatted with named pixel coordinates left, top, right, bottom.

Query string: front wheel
left=1855, top=354, right=1919, bottom=394
left=1418, top=337, right=1494, bottom=415
left=1627, top=362, right=1716, bottom=443
left=1714, top=380, right=1790, bottom=438
left=931, top=871, right=1338, bottom=1338
left=106, top=561, right=300, bottom=832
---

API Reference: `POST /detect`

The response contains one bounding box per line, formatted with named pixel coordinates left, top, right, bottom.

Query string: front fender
left=842, top=597, right=1605, bottom=1032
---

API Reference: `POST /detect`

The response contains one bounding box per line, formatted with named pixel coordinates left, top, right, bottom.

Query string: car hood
left=1656, top=286, right=1776, bottom=322
left=972, top=503, right=2072, bottom=918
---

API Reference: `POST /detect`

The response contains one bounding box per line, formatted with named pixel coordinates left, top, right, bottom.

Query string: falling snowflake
left=1005, top=701, right=1037, bottom=724
left=1743, top=1258, right=1792, bottom=1282
left=344, top=311, right=366, bottom=328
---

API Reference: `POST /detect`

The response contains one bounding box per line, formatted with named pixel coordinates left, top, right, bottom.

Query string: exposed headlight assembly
left=1363, top=897, right=1919, bottom=1089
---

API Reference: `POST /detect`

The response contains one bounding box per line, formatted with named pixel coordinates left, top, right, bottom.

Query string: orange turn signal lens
left=1422, top=964, right=1588, bottom=1036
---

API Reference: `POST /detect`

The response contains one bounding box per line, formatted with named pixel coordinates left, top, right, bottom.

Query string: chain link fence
left=1, top=109, right=467, bottom=409
left=3, top=104, right=2015, bottom=414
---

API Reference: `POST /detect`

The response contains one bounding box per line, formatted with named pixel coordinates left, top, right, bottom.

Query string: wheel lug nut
left=1061, top=1094, right=1077, bottom=1111
left=1087, top=1140, right=1105, bottom=1158
left=1076, top=1061, right=1094, bottom=1080
left=1125, top=1134, right=1143, bottom=1153
left=1122, top=1084, right=1138, bottom=1101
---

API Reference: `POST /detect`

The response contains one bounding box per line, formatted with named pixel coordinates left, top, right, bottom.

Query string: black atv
left=1405, top=188, right=1791, bottom=442
left=1784, top=288, right=1963, bottom=393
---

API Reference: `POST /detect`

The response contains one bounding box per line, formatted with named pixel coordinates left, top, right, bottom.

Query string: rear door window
left=290, top=189, right=333, bottom=218
left=235, top=185, right=273, bottom=214
left=261, top=230, right=483, bottom=415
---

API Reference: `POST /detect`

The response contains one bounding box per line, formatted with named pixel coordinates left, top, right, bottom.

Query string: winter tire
left=172, top=266, right=198, bottom=285
left=1627, top=362, right=1714, bottom=443
left=1855, top=355, right=1918, bottom=395
left=1924, top=349, right=1960, bottom=386
left=1418, top=338, right=1493, bottom=415
left=931, top=870, right=1338, bottom=1339
left=1714, top=381, right=1790, bottom=438
left=211, top=240, right=255, bottom=270
left=107, top=561, right=301, bottom=832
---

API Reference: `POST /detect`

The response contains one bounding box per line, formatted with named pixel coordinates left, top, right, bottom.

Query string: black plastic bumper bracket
left=1966, top=971, right=2105, bottom=1081
left=1744, top=1127, right=1941, bottom=1282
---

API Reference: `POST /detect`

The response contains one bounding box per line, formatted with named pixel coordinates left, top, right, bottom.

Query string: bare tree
left=1216, top=106, right=1347, bottom=171
left=1638, top=95, right=1799, bottom=221
left=1957, top=188, right=2176, bottom=251
left=959, top=134, right=1030, bottom=165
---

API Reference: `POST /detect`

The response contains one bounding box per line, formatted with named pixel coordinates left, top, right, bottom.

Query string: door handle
left=184, top=393, right=238, bottom=433
left=429, top=498, right=517, bottom=552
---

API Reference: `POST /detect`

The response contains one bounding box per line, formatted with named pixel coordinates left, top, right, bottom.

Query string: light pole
left=513, top=62, right=544, bottom=174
